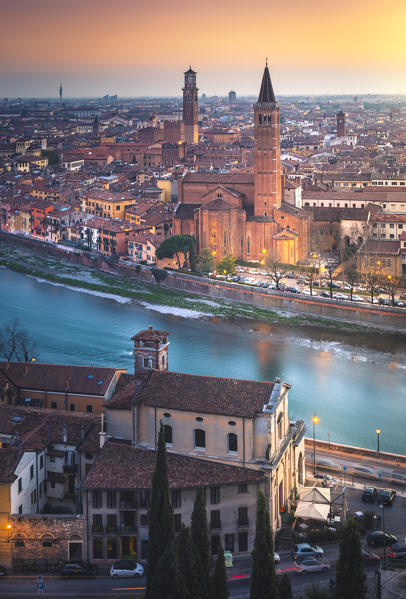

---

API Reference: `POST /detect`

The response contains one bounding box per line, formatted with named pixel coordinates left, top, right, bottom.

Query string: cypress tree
left=146, top=422, right=174, bottom=598
left=279, top=573, right=292, bottom=599
left=336, top=518, right=367, bottom=599
left=210, top=540, right=229, bottom=599
left=150, top=540, right=187, bottom=599
left=177, top=524, right=201, bottom=599
left=191, top=487, right=211, bottom=599
left=250, top=490, right=279, bottom=599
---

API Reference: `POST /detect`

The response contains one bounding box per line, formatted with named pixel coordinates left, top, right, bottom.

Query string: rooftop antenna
left=149, top=310, right=153, bottom=330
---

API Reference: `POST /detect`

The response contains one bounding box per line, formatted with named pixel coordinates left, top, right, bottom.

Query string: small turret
left=131, top=326, right=170, bottom=374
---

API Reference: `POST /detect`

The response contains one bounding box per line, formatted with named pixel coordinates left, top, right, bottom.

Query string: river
left=1, top=267, right=405, bottom=454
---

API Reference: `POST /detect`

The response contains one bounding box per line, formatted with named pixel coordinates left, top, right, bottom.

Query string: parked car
left=0, top=565, right=7, bottom=578
left=334, top=293, right=348, bottom=301
left=367, top=531, right=398, bottom=547
left=110, top=560, right=144, bottom=579
left=292, top=543, right=324, bottom=559
left=285, top=286, right=301, bottom=293
left=394, top=300, right=405, bottom=307
left=379, top=488, right=396, bottom=506
left=362, top=487, right=377, bottom=503
left=352, top=295, right=363, bottom=302
left=60, top=562, right=97, bottom=578
left=295, top=557, right=330, bottom=575
left=388, top=544, right=406, bottom=567
left=274, top=552, right=280, bottom=564
left=361, top=548, right=380, bottom=566
left=320, top=291, right=331, bottom=298
left=378, top=297, right=390, bottom=306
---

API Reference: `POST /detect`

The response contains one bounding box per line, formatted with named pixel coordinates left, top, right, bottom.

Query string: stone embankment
left=1, top=231, right=405, bottom=332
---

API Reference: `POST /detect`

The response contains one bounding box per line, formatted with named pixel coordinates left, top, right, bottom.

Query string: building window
left=164, top=424, right=173, bottom=445
left=69, top=403, right=75, bottom=412
left=31, top=489, right=37, bottom=505
left=93, top=538, right=103, bottom=559
left=30, top=465, right=34, bottom=480
left=51, top=401, right=57, bottom=409
left=40, top=455, right=44, bottom=469
left=51, top=481, right=56, bottom=489
left=92, top=513, right=103, bottom=532
left=225, top=534, right=234, bottom=553
left=140, top=489, right=150, bottom=508
left=14, top=534, right=25, bottom=548
left=174, top=513, right=181, bottom=533
left=210, top=486, right=220, bottom=505
left=18, top=505, right=22, bottom=514
left=107, top=539, right=118, bottom=559
left=238, top=484, right=248, bottom=494
left=238, top=531, right=248, bottom=552
left=211, top=535, right=220, bottom=555
left=194, top=429, right=206, bottom=449
left=238, top=506, right=249, bottom=526
left=86, top=405, right=93, bottom=413
left=18, top=478, right=22, bottom=493
left=210, top=509, right=221, bottom=530
left=106, top=491, right=116, bottom=508
left=246, top=237, right=250, bottom=255
left=140, top=513, right=149, bottom=527
left=92, top=491, right=102, bottom=508
left=171, top=490, right=182, bottom=509
left=42, top=534, right=53, bottom=548
left=227, top=433, right=238, bottom=453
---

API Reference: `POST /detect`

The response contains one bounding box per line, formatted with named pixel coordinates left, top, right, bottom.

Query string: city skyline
left=2, top=0, right=406, bottom=97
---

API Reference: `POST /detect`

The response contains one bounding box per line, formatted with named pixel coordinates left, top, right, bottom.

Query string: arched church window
left=227, top=433, right=238, bottom=453
left=264, top=212, right=267, bottom=217
left=240, top=237, right=243, bottom=252
left=258, top=114, right=262, bottom=125
left=194, top=429, right=205, bottom=449
left=246, top=237, right=250, bottom=255
left=164, top=424, right=172, bottom=444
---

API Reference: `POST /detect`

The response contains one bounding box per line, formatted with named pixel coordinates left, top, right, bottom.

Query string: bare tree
left=343, top=266, right=360, bottom=301
left=304, top=264, right=318, bottom=296
left=0, top=319, right=39, bottom=362
left=264, top=257, right=288, bottom=290
left=365, top=272, right=380, bottom=304
left=322, top=265, right=336, bottom=299
left=380, top=275, right=400, bottom=307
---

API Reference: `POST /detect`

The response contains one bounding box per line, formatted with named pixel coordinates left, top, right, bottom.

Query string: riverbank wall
left=1, top=231, right=406, bottom=332
left=305, top=438, right=406, bottom=465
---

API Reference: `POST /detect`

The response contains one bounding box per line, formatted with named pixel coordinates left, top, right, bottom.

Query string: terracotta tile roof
left=0, top=362, right=119, bottom=396
left=0, top=448, right=21, bottom=483
left=82, top=440, right=265, bottom=490
left=131, top=329, right=169, bottom=342
left=136, top=371, right=275, bottom=418
left=104, top=374, right=145, bottom=410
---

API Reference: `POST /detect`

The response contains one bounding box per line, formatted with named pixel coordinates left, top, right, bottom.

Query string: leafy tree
left=210, top=541, right=229, bottom=599
left=380, top=274, right=400, bottom=306
left=191, top=487, right=210, bottom=599
left=278, top=574, right=292, bottom=599
left=150, top=541, right=187, bottom=599
left=264, top=257, right=287, bottom=290
left=216, top=254, right=236, bottom=278
left=155, top=235, right=195, bottom=271
left=177, top=525, right=201, bottom=599
left=0, top=319, right=39, bottom=362
left=151, top=268, right=167, bottom=285
left=335, top=518, right=367, bottom=599
left=250, top=490, right=279, bottom=599
left=41, top=149, right=60, bottom=165
left=146, top=422, right=174, bottom=598
left=197, top=248, right=215, bottom=274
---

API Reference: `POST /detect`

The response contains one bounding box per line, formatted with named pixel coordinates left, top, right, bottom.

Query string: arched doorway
left=69, top=534, right=83, bottom=561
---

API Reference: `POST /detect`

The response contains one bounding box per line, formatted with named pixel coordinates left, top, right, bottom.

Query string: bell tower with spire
left=254, top=62, right=281, bottom=216
left=183, top=66, right=198, bottom=144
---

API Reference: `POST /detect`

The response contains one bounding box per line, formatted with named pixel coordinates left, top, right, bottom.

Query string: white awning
left=299, top=487, right=331, bottom=504
left=294, top=501, right=330, bottom=521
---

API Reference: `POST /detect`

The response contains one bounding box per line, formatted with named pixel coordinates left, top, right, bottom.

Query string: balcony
left=119, top=523, right=137, bottom=535
left=92, top=525, right=104, bottom=535
left=63, top=463, right=77, bottom=474
left=106, top=526, right=118, bottom=534
left=210, top=521, right=222, bottom=531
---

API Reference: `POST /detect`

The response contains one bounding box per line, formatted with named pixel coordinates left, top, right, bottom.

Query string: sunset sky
left=2, top=0, right=406, bottom=97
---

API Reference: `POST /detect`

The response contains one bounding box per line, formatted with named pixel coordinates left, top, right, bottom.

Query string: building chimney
left=80, top=425, right=84, bottom=440
left=63, top=423, right=67, bottom=443
left=23, top=365, right=29, bottom=377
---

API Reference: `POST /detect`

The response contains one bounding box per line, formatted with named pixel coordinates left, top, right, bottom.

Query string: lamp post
left=376, top=428, right=381, bottom=454
left=312, top=415, right=319, bottom=475
left=328, top=432, right=331, bottom=451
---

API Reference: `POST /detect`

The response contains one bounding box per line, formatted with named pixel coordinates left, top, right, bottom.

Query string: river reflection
left=1, top=268, right=405, bottom=454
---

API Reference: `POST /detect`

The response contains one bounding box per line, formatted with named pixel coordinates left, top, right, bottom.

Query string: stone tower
left=337, top=110, right=346, bottom=137
left=132, top=326, right=169, bottom=374
left=183, top=67, right=198, bottom=144
left=253, top=63, right=281, bottom=216
left=59, top=82, right=63, bottom=104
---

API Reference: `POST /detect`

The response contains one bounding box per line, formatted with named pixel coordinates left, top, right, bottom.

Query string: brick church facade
left=174, top=64, right=311, bottom=264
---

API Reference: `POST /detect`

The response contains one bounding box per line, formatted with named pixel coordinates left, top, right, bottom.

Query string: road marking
left=112, top=587, right=145, bottom=591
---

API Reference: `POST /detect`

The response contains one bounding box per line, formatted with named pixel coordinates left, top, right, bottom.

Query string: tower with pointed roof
left=59, top=82, right=63, bottom=104
left=253, top=63, right=281, bottom=216
left=183, top=67, right=198, bottom=144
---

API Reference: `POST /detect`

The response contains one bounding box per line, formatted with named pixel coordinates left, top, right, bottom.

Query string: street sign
left=378, top=472, right=382, bottom=477
left=343, top=466, right=347, bottom=471
left=37, top=575, right=44, bottom=593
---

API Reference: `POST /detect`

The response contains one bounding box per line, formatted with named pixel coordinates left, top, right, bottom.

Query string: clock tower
left=183, top=66, right=198, bottom=144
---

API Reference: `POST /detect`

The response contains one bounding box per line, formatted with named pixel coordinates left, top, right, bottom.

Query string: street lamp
left=376, top=428, right=381, bottom=454
left=312, top=415, right=319, bottom=475
left=328, top=432, right=331, bottom=451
